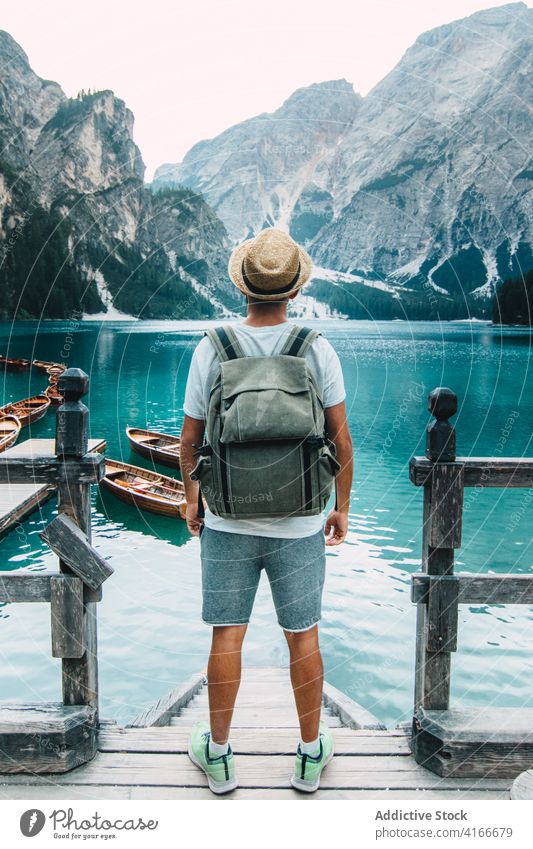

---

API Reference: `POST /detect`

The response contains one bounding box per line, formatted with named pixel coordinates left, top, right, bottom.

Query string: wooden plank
left=99, top=727, right=411, bottom=755
left=0, top=570, right=57, bottom=603
left=410, top=456, right=533, bottom=488
left=174, top=713, right=348, bottom=729
left=428, top=463, right=464, bottom=548
left=0, top=702, right=97, bottom=774
left=413, top=573, right=533, bottom=606
left=50, top=576, right=84, bottom=658
left=239, top=667, right=289, bottom=681
left=0, top=785, right=133, bottom=800
left=0, top=571, right=101, bottom=604
left=127, top=786, right=511, bottom=799
left=0, top=453, right=104, bottom=484
left=198, top=686, right=291, bottom=706
left=41, top=514, right=113, bottom=590
left=0, top=784, right=510, bottom=800
left=322, top=681, right=386, bottom=730
left=186, top=690, right=336, bottom=709
left=427, top=576, right=459, bottom=652
left=0, top=484, right=53, bottom=536
left=129, top=673, right=207, bottom=728
left=0, top=751, right=511, bottom=790
left=4, top=438, right=106, bottom=457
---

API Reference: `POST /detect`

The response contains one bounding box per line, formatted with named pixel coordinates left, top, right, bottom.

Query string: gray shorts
left=200, top=526, right=326, bottom=632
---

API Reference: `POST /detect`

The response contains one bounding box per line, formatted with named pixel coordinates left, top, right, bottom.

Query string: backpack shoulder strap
left=205, top=325, right=246, bottom=361
left=280, top=325, right=321, bottom=358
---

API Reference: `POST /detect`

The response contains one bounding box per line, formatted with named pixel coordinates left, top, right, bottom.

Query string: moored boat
left=0, top=355, right=31, bottom=370
left=100, top=459, right=186, bottom=518
left=126, top=426, right=181, bottom=469
left=44, top=384, right=64, bottom=406
left=0, top=414, right=21, bottom=452
left=0, top=394, right=51, bottom=426
left=33, top=359, right=64, bottom=372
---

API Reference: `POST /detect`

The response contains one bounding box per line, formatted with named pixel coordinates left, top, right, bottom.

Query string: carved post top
left=426, top=387, right=458, bottom=463
left=57, top=368, right=89, bottom=401
left=55, top=368, right=89, bottom=458
left=427, top=387, right=457, bottom=421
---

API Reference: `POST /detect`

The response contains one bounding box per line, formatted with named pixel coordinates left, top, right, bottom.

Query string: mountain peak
left=278, top=79, right=359, bottom=115
left=0, top=29, right=30, bottom=66
left=413, top=1, right=531, bottom=48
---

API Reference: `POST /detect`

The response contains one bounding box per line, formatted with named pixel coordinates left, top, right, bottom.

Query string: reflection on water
left=0, top=320, right=532, bottom=727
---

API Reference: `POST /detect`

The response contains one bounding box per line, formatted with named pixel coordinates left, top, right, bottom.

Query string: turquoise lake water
left=0, top=319, right=532, bottom=728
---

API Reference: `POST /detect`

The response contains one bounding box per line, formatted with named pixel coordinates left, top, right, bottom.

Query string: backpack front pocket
left=219, top=355, right=318, bottom=444
left=220, top=387, right=316, bottom=443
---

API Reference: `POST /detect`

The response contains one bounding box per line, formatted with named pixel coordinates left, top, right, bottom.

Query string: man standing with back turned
left=181, top=227, right=353, bottom=794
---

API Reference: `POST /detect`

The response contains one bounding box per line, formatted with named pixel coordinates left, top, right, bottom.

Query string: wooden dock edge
left=322, top=680, right=386, bottom=731
left=128, top=672, right=207, bottom=728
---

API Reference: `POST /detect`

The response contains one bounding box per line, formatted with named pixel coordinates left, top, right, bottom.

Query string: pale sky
left=2, top=0, right=527, bottom=179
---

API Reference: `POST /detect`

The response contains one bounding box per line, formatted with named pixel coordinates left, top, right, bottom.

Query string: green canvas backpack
left=190, top=324, right=340, bottom=519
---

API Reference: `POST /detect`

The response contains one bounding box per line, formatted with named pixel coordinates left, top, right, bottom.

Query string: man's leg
left=284, top=625, right=323, bottom=742
left=208, top=624, right=247, bottom=744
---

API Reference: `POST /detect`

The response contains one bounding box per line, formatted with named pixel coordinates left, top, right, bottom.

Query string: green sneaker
left=188, top=722, right=238, bottom=795
left=291, top=721, right=334, bottom=793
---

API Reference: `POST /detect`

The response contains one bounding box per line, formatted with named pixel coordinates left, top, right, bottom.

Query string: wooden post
left=55, top=368, right=99, bottom=717
left=414, top=387, right=463, bottom=712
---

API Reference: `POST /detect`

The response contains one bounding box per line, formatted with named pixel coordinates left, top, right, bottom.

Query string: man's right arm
left=181, top=414, right=206, bottom=536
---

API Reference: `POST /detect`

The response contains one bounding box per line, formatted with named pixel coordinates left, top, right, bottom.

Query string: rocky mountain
left=153, top=80, right=361, bottom=243
left=155, top=3, right=533, bottom=318
left=0, top=31, right=233, bottom=320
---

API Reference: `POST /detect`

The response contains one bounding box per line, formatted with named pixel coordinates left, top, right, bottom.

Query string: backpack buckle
left=193, top=443, right=213, bottom=456
left=304, top=436, right=326, bottom=449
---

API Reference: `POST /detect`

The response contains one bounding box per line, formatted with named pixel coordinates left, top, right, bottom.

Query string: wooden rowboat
left=32, top=359, right=64, bottom=372
left=126, top=426, right=181, bottom=469
left=100, top=459, right=186, bottom=518
left=0, top=415, right=21, bottom=452
left=44, top=384, right=64, bottom=406
left=0, top=394, right=50, bottom=427
left=0, top=355, right=31, bottom=370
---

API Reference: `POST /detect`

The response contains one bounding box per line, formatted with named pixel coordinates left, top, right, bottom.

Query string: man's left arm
left=324, top=401, right=353, bottom=546
left=181, top=414, right=206, bottom=536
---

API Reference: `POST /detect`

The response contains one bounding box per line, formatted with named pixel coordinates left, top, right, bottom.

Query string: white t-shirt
left=183, top=322, right=346, bottom=538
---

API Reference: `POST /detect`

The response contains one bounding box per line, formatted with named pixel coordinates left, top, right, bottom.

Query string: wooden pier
left=0, top=668, right=513, bottom=800
left=0, top=376, right=531, bottom=799
left=0, top=438, right=105, bottom=536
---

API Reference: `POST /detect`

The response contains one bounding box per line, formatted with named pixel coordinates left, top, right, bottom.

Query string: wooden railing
left=0, top=369, right=112, bottom=773
left=409, top=387, right=533, bottom=778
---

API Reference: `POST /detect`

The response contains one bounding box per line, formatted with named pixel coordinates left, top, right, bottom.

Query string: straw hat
left=228, top=228, right=313, bottom=301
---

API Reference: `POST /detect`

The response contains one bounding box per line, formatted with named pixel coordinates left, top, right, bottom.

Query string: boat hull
left=0, top=415, right=21, bottom=452
left=0, top=395, right=50, bottom=427
left=126, top=427, right=181, bottom=470
left=100, top=459, right=186, bottom=519
left=0, top=357, right=31, bottom=370
left=33, top=360, right=64, bottom=372
left=44, top=386, right=64, bottom=406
